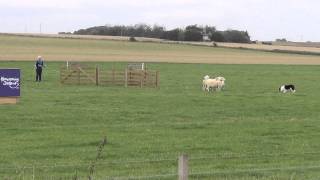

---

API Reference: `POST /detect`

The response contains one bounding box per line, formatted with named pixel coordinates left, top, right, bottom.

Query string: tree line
left=70, top=24, right=251, bottom=43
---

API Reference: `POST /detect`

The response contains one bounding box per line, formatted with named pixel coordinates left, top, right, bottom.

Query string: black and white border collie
left=279, top=84, right=296, bottom=93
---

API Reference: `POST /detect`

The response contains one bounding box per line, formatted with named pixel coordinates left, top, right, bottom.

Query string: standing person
left=35, top=55, right=44, bottom=82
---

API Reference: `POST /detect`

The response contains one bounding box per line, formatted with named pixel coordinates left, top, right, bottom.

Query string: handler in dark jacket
left=35, top=56, right=44, bottom=82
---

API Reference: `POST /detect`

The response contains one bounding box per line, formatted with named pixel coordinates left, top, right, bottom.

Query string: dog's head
left=279, top=85, right=286, bottom=93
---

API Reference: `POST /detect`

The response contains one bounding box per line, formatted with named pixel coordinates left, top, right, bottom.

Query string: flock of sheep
left=202, top=75, right=226, bottom=92
left=202, top=75, right=296, bottom=93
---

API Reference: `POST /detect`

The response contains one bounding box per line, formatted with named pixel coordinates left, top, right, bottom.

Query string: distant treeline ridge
left=69, top=24, right=251, bottom=43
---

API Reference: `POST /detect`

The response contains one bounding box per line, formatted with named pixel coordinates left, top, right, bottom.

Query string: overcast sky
left=0, top=0, right=319, bottom=41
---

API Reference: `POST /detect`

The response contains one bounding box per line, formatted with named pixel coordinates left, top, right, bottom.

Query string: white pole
left=178, top=154, right=188, bottom=180
left=32, top=166, right=35, bottom=180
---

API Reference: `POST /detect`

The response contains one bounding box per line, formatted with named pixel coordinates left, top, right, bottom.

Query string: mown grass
left=1, top=61, right=320, bottom=179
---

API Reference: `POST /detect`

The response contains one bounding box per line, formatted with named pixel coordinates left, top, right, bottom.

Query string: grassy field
left=1, top=34, right=320, bottom=65
left=1, top=61, right=320, bottom=179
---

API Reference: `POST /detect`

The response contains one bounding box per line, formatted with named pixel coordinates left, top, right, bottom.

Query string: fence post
left=178, top=154, right=188, bottom=180
left=125, top=69, right=128, bottom=88
left=22, top=166, right=25, bottom=180
left=96, top=66, right=99, bottom=86
left=32, top=166, right=35, bottom=180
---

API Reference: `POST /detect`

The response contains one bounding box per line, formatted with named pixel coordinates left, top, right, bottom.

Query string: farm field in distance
left=1, top=34, right=320, bottom=179
left=1, top=34, right=320, bottom=65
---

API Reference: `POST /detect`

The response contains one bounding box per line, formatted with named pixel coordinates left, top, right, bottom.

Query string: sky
left=0, top=0, right=319, bottom=41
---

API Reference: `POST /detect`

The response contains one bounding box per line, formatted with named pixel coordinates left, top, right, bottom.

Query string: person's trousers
left=36, top=68, right=42, bottom=81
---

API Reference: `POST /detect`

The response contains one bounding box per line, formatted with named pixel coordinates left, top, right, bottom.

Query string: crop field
left=1, top=34, right=320, bottom=65
left=1, top=35, right=320, bottom=179
left=216, top=42, right=320, bottom=54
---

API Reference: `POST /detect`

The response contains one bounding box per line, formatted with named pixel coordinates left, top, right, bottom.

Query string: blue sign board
left=0, top=69, right=20, bottom=97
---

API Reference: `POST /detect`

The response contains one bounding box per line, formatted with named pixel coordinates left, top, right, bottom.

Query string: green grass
left=1, top=61, right=320, bottom=179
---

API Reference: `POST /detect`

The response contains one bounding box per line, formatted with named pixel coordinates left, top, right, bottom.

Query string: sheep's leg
left=202, top=84, right=206, bottom=91
left=206, top=86, right=211, bottom=92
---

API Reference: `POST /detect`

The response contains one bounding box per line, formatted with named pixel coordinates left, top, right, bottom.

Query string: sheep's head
left=204, top=75, right=210, bottom=80
left=215, top=76, right=226, bottom=81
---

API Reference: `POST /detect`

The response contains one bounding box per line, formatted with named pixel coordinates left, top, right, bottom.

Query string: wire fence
left=2, top=152, right=320, bottom=179
left=2, top=151, right=320, bottom=170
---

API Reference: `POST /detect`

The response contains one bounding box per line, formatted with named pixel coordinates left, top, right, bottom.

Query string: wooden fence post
left=178, top=154, right=188, bottom=180
left=32, top=166, right=35, bottom=180
left=22, top=166, right=25, bottom=180
left=95, top=66, right=99, bottom=86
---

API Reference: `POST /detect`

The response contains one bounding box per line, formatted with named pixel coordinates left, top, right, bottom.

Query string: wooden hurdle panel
left=99, top=69, right=126, bottom=86
left=60, top=65, right=96, bottom=85
left=126, top=69, right=159, bottom=88
left=60, top=64, right=159, bottom=88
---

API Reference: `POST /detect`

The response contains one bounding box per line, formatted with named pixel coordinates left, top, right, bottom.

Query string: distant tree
left=134, top=24, right=151, bottom=37
left=184, top=25, right=203, bottom=41
left=211, top=31, right=225, bottom=42
left=74, top=29, right=87, bottom=35
left=58, top=32, right=72, bottom=34
left=204, top=26, right=216, bottom=34
left=276, top=38, right=287, bottom=42
left=164, top=28, right=183, bottom=41
left=262, top=41, right=272, bottom=45
left=151, top=25, right=166, bottom=39
left=177, top=30, right=185, bottom=41
left=73, top=24, right=251, bottom=43
left=203, top=25, right=216, bottom=37
left=222, top=30, right=251, bottom=43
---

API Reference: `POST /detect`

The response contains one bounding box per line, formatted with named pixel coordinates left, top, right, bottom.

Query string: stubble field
left=1, top=34, right=320, bottom=65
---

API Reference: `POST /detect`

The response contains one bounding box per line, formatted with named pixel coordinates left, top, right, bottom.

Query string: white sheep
left=215, top=76, right=226, bottom=90
left=202, top=75, right=210, bottom=91
left=202, top=75, right=226, bottom=92
left=204, top=78, right=220, bottom=92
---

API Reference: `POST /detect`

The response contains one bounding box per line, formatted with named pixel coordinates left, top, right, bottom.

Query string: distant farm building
left=202, top=34, right=211, bottom=42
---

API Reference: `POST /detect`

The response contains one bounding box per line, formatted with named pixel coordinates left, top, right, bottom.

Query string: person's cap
left=37, top=55, right=42, bottom=59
